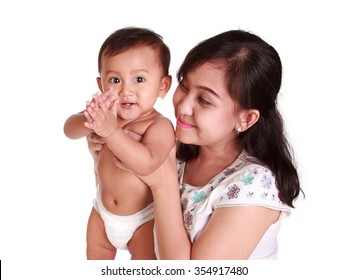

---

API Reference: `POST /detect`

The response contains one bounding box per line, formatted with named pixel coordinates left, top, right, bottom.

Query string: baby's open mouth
left=120, top=102, right=136, bottom=109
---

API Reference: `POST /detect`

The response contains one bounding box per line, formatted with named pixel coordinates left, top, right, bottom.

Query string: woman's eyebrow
left=196, top=85, right=221, bottom=98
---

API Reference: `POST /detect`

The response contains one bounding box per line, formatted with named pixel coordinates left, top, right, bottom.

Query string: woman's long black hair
left=176, top=30, right=303, bottom=207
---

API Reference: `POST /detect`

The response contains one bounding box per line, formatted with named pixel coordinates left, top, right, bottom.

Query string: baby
left=64, top=27, right=175, bottom=259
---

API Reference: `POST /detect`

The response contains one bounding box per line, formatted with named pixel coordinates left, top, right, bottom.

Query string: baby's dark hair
left=176, top=30, right=303, bottom=207
left=98, top=27, right=170, bottom=76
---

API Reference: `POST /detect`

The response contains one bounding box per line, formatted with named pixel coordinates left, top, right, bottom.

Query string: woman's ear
left=96, top=77, right=103, bottom=92
left=159, top=75, right=172, bottom=99
left=239, top=109, right=260, bottom=131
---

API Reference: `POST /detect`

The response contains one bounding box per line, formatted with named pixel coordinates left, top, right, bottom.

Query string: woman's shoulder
left=212, top=151, right=291, bottom=212
left=207, top=151, right=272, bottom=185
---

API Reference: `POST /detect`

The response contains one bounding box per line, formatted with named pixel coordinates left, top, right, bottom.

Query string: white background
left=1, top=0, right=346, bottom=279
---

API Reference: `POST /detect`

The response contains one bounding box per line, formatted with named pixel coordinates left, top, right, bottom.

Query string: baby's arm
left=107, top=118, right=175, bottom=176
left=64, top=111, right=93, bottom=139
left=65, top=88, right=115, bottom=139
left=83, top=93, right=175, bottom=175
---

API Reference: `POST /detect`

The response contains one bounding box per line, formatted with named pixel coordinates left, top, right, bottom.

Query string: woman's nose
left=177, top=94, right=194, bottom=116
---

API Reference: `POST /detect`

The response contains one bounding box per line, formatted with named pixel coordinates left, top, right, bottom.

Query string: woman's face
left=173, top=62, right=239, bottom=149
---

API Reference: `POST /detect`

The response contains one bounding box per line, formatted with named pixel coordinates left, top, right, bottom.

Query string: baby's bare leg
left=127, top=219, right=156, bottom=260
left=86, top=207, right=116, bottom=259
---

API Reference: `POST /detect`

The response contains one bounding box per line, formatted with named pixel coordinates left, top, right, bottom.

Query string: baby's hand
left=84, top=88, right=117, bottom=122
left=101, top=87, right=118, bottom=110
left=84, top=93, right=119, bottom=137
left=84, top=95, right=98, bottom=123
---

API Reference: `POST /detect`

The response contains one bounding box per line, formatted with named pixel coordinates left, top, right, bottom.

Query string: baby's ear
left=159, top=75, right=172, bottom=98
left=96, top=77, right=103, bottom=92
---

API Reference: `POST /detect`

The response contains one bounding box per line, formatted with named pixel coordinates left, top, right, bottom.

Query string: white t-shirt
left=178, top=151, right=291, bottom=259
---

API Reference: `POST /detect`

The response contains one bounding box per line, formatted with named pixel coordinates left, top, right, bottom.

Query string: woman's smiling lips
left=177, top=117, right=195, bottom=128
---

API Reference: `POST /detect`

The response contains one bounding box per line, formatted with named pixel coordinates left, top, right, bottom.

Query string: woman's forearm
left=151, top=183, right=191, bottom=259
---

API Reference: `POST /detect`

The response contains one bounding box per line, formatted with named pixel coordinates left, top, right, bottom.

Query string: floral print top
left=178, top=150, right=291, bottom=259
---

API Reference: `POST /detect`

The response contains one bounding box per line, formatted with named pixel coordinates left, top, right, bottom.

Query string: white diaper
left=93, top=186, right=154, bottom=250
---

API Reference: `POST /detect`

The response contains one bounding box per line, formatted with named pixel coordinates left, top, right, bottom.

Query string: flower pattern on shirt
left=246, top=191, right=254, bottom=198
left=261, top=174, right=273, bottom=189
left=191, top=191, right=207, bottom=203
left=240, top=173, right=254, bottom=185
left=227, top=184, right=240, bottom=199
left=178, top=152, right=290, bottom=237
left=184, top=211, right=193, bottom=228
left=261, top=192, right=268, bottom=199
left=217, top=168, right=236, bottom=183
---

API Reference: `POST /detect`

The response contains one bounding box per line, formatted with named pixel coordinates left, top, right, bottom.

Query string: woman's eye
left=179, top=82, right=188, bottom=93
left=135, top=77, right=145, bottom=83
left=198, top=96, right=211, bottom=106
left=110, top=77, right=120, bottom=83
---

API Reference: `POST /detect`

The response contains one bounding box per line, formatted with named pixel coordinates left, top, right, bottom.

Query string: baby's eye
left=110, top=77, right=120, bottom=83
left=135, top=76, right=145, bottom=83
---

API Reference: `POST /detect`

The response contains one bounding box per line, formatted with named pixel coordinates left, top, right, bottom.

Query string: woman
left=89, top=30, right=302, bottom=259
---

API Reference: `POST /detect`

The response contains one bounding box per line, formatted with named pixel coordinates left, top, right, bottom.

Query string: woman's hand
left=141, top=146, right=177, bottom=189
left=86, top=132, right=105, bottom=159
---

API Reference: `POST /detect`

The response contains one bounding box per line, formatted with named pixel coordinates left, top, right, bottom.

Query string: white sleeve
left=216, top=164, right=291, bottom=213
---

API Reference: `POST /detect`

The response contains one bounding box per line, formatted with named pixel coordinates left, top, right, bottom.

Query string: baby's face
left=98, top=46, right=166, bottom=120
